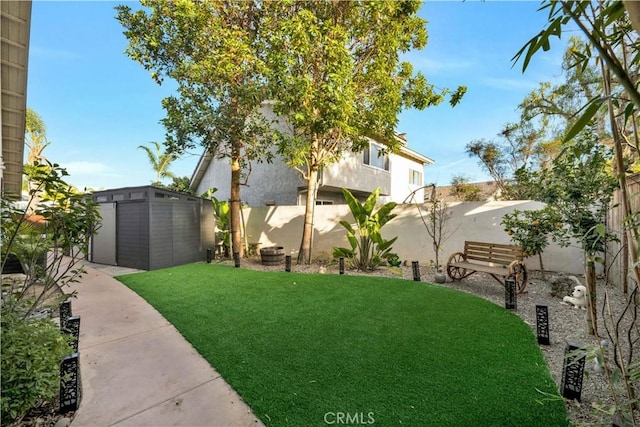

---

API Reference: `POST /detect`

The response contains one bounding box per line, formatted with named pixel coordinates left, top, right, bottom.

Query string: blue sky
left=27, top=1, right=569, bottom=191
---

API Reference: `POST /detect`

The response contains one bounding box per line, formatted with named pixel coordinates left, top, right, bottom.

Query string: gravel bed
left=238, top=257, right=638, bottom=426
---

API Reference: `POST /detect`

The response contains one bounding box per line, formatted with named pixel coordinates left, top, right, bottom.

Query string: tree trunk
left=297, top=168, right=318, bottom=264
left=585, top=260, right=597, bottom=336
left=26, top=180, right=40, bottom=216
left=230, top=151, right=243, bottom=258
left=538, top=252, right=544, bottom=273
left=600, top=43, right=640, bottom=291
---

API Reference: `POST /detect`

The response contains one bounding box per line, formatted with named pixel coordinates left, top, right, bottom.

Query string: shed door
left=92, top=203, right=116, bottom=265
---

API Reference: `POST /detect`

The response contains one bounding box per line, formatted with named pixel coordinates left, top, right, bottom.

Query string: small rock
left=54, top=417, right=72, bottom=427
left=549, top=274, right=582, bottom=298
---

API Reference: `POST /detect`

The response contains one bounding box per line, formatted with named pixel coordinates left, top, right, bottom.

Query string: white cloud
left=435, top=158, right=468, bottom=170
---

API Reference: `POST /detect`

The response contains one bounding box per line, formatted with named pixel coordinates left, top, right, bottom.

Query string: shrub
left=501, top=206, right=561, bottom=271
left=1, top=299, right=72, bottom=424
left=333, top=187, right=398, bottom=271
left=386, top=253, right=402, bottom=267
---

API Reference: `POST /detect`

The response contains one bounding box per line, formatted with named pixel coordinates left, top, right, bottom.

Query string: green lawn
left=117, top=263, right=568, bottom=426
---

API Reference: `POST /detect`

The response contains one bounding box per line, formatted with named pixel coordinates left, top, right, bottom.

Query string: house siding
left=197, top=148, right=427, bottom=206
left=321, top=149, right=390, bottom=196
left=191, top=104, right=432, bottom=207
left=195, top=155, right=304, bottom=206
left=390, top=154, right=425, bottom=203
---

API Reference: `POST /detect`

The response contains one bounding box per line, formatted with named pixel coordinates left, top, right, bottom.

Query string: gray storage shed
left=90, top=186, right=215, bottom=270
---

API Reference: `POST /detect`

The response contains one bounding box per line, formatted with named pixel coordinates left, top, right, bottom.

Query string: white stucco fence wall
left=242, top=201, right=586, bottom=275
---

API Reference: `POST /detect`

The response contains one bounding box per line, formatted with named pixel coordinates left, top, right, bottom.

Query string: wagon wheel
left=446, top=252, right=467, bottom=281
left=508, top=261, right=528, bottom=294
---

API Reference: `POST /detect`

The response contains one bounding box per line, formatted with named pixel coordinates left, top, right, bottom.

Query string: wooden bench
left=446, top=241, right=528, bottom=294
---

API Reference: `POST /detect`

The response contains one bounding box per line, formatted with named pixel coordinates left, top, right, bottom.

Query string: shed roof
left=93, top=185, right=204, bottom=203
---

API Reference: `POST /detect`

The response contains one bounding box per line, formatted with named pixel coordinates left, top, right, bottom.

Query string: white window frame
left=409, top=169, right=422, bottom=186
left=363, top=143, right=389, bottom=171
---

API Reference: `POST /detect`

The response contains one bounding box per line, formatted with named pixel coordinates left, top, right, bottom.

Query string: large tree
left=117, top=0, right=274, bottom=258
left=466, top=38, right=608, bottom=200
left=263, top=1, right=466, bottom=263
left=513, top=0, right=639, bottom=283
left=514, top=2, right=639, bottom=418
left=465, top=120, right=542, bottom=200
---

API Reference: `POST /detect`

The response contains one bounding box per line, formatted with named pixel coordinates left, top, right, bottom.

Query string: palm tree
left=137, top=142, right=178, bottom=185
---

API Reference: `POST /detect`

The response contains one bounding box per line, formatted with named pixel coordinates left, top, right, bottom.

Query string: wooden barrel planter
left=260, top=246, right=285, bottom=266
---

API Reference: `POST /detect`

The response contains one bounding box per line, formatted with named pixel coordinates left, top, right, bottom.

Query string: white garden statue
left=562, top=285, right=588, bottom=309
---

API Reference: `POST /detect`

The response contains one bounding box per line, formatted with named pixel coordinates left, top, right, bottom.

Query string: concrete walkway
left=70, top=262, right=263, bottom=427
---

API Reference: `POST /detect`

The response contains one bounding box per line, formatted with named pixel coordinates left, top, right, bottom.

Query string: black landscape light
left=60, top=353, right=82, bottom=414
left=561, top=341, right=586, bottom=402
left=59, top=300, right=72, bottom=331
left=536, top=304, right=550, bottom=345
left=505, top=276, right=517, bottom=310
left=412, top=261, right=420, bottom=281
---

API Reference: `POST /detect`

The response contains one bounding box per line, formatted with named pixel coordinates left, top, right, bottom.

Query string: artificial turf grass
left=117, top=263, right=568, bottom=427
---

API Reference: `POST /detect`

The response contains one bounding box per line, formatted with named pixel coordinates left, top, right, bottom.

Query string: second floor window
left=363, top=143, right=389, bottom=171
left=410, top=169, right=422, bottom=186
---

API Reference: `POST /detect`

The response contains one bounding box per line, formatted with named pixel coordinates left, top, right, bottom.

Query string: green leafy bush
left=501, top=206, right=561, bottom=271
left=202, top=188, right=230, bottom=256
left=386, top=253, right=402, bottom=267
left=333, top=187, right=398, bottom=271
left=1, top=299, right=72, bottom=424
left=2, top=162, right=100, bottom=318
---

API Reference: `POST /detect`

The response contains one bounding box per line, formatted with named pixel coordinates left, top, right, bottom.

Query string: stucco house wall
left=190, top=102, right=432, bottom=206
left=194, top=154, right=305, bottom=206
left=320, top=146, right=391, bottom=197
left=389, top=151, right=425, bottom=203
